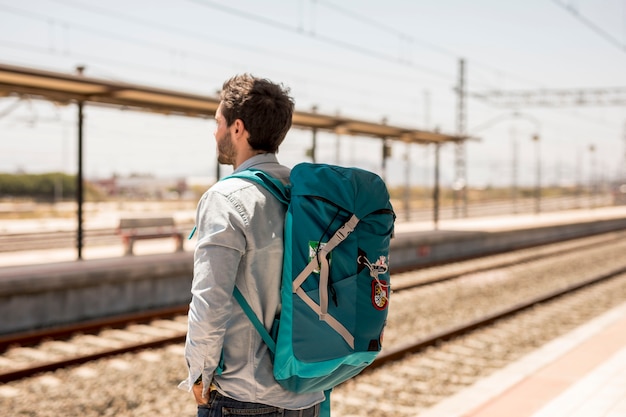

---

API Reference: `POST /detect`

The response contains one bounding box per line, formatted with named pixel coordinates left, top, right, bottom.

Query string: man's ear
left=231, top=118, right=245, bottom=137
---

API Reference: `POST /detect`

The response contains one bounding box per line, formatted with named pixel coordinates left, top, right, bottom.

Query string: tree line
left=0, top=172, right=77, bottom=201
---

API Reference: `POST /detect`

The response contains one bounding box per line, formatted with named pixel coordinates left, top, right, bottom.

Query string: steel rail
left=0, top=333, right=186, bottom=384
left=0, top=305, right=188, bottom=352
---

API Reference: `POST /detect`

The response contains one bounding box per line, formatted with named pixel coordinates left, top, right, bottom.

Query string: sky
left=0, top=0, right=625, bottom=188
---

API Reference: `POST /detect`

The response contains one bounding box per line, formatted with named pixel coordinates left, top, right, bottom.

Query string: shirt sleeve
left=178, top=188, right=247, bottom=393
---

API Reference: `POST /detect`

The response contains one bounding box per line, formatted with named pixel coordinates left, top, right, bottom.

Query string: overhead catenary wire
left=551, top=0, right=626, bottom=53
left=184, top=0, right=455, bottom=81
left=0, top=1, right=453, bottom=121
left=3, top=0, right=611, bottom=110
left=0, top=0, right=623, bottom=150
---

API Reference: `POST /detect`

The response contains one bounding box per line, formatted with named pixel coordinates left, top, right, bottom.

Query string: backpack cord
left=357, top=255, right=390, bottom=288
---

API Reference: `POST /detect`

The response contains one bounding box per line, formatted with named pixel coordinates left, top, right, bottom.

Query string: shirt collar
left=234, top=153, right=279, bottom=173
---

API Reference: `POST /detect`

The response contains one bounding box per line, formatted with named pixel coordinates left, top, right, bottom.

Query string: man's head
left=218, top=74, right=294, bottom=154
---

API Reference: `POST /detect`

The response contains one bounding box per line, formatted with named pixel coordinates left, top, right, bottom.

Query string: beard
left=217, top=131, right=236, bottom=165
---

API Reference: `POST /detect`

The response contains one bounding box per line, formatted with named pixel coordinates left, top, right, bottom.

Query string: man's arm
left=178, top=189, right=246, bottom=397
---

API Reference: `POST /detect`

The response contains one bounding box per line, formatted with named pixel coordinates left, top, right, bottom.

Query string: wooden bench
left=117, top=217, right=184, bottom=256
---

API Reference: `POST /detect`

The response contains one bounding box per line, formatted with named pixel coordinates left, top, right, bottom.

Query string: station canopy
left=0, top=62, right=463, bottom=145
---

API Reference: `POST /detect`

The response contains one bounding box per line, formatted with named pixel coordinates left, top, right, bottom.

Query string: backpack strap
left=227, top=169, right=290, bottom=205
left=233, top=286, right=276, bottom=354
left=186, top=170, right=287, bottom=239
left=225, top=169, right=286, bottom=355
left=188, top=170, right=282, bottom=374
left=236, top=287, right=331, bottom=416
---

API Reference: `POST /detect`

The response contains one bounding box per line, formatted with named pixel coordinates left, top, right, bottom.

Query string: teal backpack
left=228, top=163, right=395, bottom=414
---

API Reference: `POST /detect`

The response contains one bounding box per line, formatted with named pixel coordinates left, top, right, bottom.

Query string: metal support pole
left=403, top=141, right=411, bottom=222
left=589, top=144, right=596, bottom=209
left=76, top=100, right=84, bottom=260
left=511, top=127, right=518, bottom=214
left=381, top=138, right=389, bottom=183
left=381, top=116, right=389, bottom=183
left=454, top=58, right=468, bottom=218
left=433, top=143, right=441, bottom=230
left=308, top=105, right=318, bottom=163
left=533, top=134, right=541, bottom=214
left=310, top=128, right=317, bottom=163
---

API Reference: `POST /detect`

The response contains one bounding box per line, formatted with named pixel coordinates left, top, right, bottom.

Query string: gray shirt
left=179, top=153, right=324, bottom=409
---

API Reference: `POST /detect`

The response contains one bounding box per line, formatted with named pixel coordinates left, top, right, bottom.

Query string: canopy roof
left=0, top=62, right=463, bottom=144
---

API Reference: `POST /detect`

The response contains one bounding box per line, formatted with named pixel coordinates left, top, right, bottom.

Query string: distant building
left=612, top=182, right=626, bottom=205
left=91, top=174, right=192, bottom=200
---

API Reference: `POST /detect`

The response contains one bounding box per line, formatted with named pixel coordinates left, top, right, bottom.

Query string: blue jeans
left=197, top=390, right=320, bottom=417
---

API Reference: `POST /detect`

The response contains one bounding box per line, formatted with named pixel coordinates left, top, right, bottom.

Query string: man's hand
left=192, top=381, right=209, bottom=405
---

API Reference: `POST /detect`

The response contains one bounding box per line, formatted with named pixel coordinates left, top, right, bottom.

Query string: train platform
left=419, top=300, right=626, bottom=417
left=1, top=205, right=625, bottom=268
left=1, top=205, right=626, bottom=335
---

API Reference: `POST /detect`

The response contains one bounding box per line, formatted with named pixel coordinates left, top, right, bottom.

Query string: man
left=179, top=74, right=324, bottom=417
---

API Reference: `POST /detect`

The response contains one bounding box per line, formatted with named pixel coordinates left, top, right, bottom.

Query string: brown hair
left=219, top=74, right=294, bottom=153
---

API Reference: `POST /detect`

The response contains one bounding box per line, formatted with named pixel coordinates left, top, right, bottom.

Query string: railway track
left=375, top=264, right=626, bottom=368
left=332, top=272, right=626, bottom=416
left=1, top=231, right=625, bottom=386
left=0, top=223, right=196, bottom=252
left=0, top=306, right=189, bottom=383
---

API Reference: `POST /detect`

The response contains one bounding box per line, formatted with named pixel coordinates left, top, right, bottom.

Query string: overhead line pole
left=76, top=100, right=84, bottom=261
left=433, top=143, right=441, bottom=230
left=454, top=58, right=468, bottom=218
left=75, top=65, right=86, bottom=261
